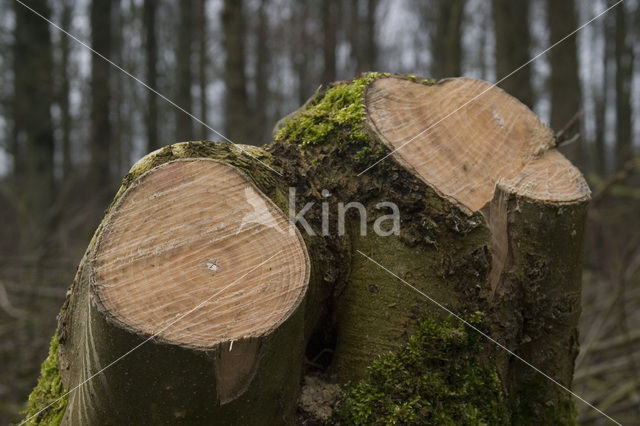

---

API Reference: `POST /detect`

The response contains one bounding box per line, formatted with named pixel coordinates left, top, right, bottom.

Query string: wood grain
left=366, top=77, right=589, bottom=212
left=92, top=159, right=309, bottom=349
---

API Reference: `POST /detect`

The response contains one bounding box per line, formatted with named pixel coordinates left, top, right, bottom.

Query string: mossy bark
left=25, top=142, right=323, bottom=425
left=492, top=187, right=587, bottom=423
left=26, top=74, right=588, bottom=425
left=270, top=73, right=588, bottom=424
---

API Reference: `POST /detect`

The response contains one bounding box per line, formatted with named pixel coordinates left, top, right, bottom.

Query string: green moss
left=23, top=332, right=68, bottom=425
left=275, top=72, right=387, bottom=149
left=274, top=72, right=440, bottom=169
left=332, top=315, right=508, bottom=425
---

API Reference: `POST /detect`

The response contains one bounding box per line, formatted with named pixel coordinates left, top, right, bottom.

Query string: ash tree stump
left=25, top=74, right=590, bottom=425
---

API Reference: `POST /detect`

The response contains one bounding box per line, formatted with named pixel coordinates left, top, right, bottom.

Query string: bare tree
left=253, top=0, right=269, bottom=143
left=90, top=0, right=113, bottom=201
left=492, top=0, right=534, bottom=108
left=349, top=0, right=379, bottom=73
left=58, top=0, right=73, bottom=182
left=594, top=7, right=614, bottom=175
left=291, top=2, right=313, bottom=106
left=198, top=0, right=208, bottom=140
left=222, top=0, right=250, bottom=143
left=13, top=0, right=55, bottom=250
left=322, top=0, right=337, bottom=83
left=547, top=0, right=584, bottom=169
left=431, top=0, right=465, bottom=78
left=176, top=0, right=195, bottom=141
left=144, top=0, right=159, bottom=151
left=614, top=0, right=633, bottom=170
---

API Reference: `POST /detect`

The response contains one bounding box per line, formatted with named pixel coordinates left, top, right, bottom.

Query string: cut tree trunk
left=51, top=144, right=311, bottom=425
left=26, top=74, right=590, bottom=425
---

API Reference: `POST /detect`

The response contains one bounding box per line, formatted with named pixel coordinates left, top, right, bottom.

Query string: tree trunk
left=363, top=0, right=378, bottom=71
left=111, top=0, right=128, bottom=182
left=176, top=0, right=194, bottom=141
left=614, top=0, right=633, bottom=171
left=90, top=0, right=113, bottom=203
left=593, top=10, right=613, bottom=175
left=292, top=2, right=312, bottom=106
left=197, top=0, right=208, bottom=141
left=547, top=0, right=584, bottom=170
left=322, top=0, right=337, bottom=83
left=12, top=0, right=55, bottom=251
left=59, top=1, right=73, bottom=182
left=253, top=0, right=269, bottom=143
left=222, top=0, right=250, bottom=145
left=349, top=0, right=379, bottom=74
left=143, top=0, right=159, bottom=152
left=492, top=0, right=534, bottom=108
left=431, top=0, right=465, bottom=78
left=25, top=74, right=589, bottom=425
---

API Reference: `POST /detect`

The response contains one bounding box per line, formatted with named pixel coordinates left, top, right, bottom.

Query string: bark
left=12, top=0, right=55, bottom=250
left=90, top=0, right=113, bottom=201
left=492, top=0, right=534, bottom=108
left=272, top=75, right=588, bottom=423
left=222, top=0, right=250, bottom=144
left=143, top=0, right=159, bottom=152
left=431, top=0, right=465, bottom=78
left=26, top=74, right=589, bottom=425
left=547, top=0, right=584, bottom=170
left=176, top=0, right=195, bottom=141
left=614, top=1, right=633, bottom=171
left=45, top=143, right=315, bottom=425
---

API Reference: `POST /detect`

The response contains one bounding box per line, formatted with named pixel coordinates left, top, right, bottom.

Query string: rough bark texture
left=25, top=74, right=589, bottom=425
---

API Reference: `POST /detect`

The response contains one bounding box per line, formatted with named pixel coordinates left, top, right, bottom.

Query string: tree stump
left=25, top=74, right=590, bottom=425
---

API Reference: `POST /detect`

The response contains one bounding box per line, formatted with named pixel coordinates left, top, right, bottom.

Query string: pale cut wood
left=365, top=77, right=589, bottom=212
left=92, top=158, right=309, bottom=349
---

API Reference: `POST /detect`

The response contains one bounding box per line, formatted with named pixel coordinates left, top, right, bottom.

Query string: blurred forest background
left=0, top=0, right=639, bottom=424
